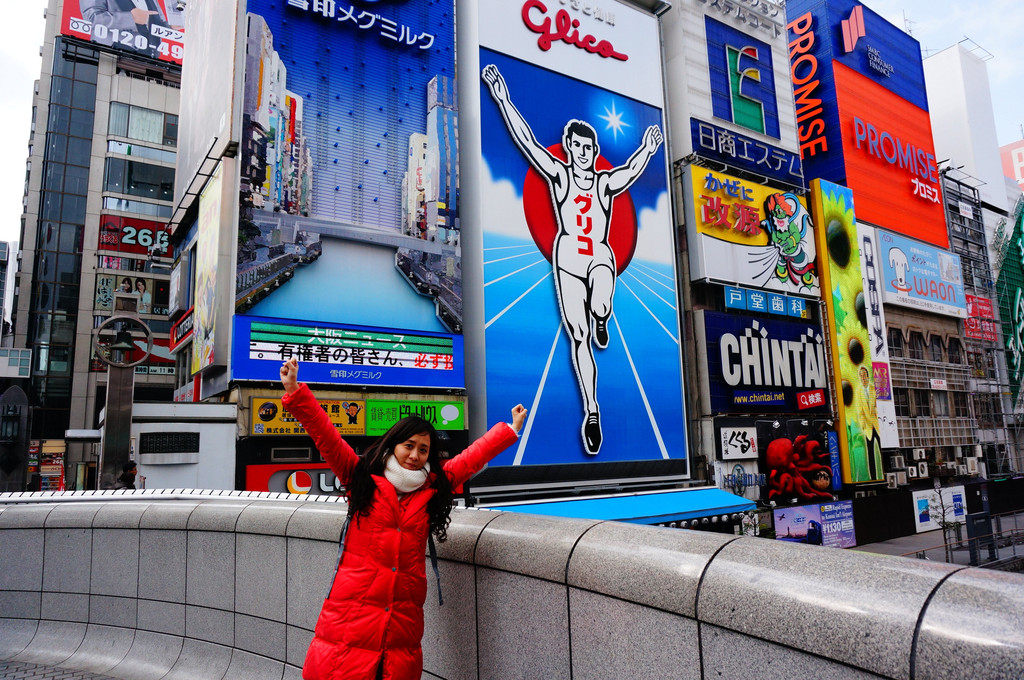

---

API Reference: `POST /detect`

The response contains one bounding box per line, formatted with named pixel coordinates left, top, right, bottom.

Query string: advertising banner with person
left=232, top=0, right=462, bottom=391
left=61, top=0, right=185, bottom=65
left=476, top=0, right=686, bottom=467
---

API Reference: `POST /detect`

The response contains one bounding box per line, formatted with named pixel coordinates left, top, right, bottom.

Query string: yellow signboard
left=251, top=397, right=366, bottom=436
left=685, top=167, right=819, bottom=294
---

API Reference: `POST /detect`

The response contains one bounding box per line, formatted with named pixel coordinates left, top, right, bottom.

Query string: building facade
left=13, top=0, right=181, bottom=488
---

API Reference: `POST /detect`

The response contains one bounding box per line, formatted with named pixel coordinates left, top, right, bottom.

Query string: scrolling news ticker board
left=232, top=315, right=464, bottom=389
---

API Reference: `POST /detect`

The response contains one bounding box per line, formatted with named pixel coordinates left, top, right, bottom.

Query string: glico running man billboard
left=476, top=0, right=686, bottom=468
left=230, top=0, right=464, bottom=389
left=810, top=179, right=883, bottom=484
left=787, top=0, right=947, bottom=248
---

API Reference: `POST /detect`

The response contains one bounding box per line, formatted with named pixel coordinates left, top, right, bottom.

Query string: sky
left=0, top=0, right=1020, bottom=248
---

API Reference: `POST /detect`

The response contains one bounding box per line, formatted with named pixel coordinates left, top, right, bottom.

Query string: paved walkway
left=0, top=661, right=117, bottom=679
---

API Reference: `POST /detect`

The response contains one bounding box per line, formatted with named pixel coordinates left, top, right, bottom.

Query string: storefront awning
left=486, top=487, right=756, bottom=525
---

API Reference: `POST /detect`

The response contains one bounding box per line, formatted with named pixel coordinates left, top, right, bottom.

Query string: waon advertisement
left=474, top=0, right=686, bottom=468
left=60, top=0, right=185, bottom=66
left=787, top=0, right=947, bottom=248
left=683, top=166, right=819, bottom=296
left=810, top=179, right=883, bottom=484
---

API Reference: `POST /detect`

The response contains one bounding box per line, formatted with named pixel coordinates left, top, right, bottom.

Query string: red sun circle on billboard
left=522, top=145, right=638, bottom=275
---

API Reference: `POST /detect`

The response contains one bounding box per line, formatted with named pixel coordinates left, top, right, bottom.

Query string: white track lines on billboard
left=485, top=272, right=552, bottom=329
left=484, top=257, right=545, bottom=288
left=483, top=244, right=537, bottom=252
left=633, top=261, right=675, bottom=284
left=613, top=313, right=669, bottom=460
left=622, top=271, right=676, bottom=311
left=630, top=264, right=677, bottom=294
left=484, top=250, right=540, bottom=265
left=513, top=323, right=562, bottom=466
left=619, top=278, right=678, bottom=343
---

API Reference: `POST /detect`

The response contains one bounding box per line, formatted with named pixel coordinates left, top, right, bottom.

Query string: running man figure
left=482, top=64, right=663, bottom=455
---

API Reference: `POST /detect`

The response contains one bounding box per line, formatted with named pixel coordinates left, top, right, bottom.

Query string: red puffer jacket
left=283, top=384, right=518, bottom=680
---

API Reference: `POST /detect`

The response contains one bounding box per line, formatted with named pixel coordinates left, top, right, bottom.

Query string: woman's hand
left=281, top=358, right=300, bottom=395
left=510, top=404, right=527, bottom=434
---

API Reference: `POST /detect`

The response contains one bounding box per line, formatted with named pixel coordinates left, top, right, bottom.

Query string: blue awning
left=486, top=487, right=756, bottom=525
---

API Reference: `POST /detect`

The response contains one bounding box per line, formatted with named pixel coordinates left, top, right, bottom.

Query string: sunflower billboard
left=810, top=179, right=883, bottom=483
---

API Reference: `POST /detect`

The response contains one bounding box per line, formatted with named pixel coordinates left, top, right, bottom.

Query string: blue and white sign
left=231, top=315, right=464, bottom=389
left=724, top=285, right=810, bottom=319
left=877, top=229, right=966, bottom=318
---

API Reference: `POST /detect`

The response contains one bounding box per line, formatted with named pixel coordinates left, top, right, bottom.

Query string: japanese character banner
left=476, top=0, right=686, bottom=467
left=661, top=1, right=803, bottom=187
left=684, top=166, right=819, bottom=296
left=232, top=315, right=464, bottom=389
left=233, top=0, right=462, bottom=388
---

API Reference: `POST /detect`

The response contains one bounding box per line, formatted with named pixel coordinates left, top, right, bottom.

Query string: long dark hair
left=346, top=416, right=455, bottom=542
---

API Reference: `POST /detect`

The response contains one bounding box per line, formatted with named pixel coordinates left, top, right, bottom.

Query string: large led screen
left=232, top=0, right=462, bottom=389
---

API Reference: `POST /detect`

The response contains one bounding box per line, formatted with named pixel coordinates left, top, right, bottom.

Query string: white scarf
left=384, top=455, right=431, bottom=494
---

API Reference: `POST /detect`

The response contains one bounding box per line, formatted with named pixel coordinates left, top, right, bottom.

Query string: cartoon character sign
left=760, top=192, right=816, bottom=289
left=758, top=420, right=835, bottom=503
left=685, top=167, right=819, bottom=296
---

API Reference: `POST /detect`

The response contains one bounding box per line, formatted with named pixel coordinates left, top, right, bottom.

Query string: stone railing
left=1, top=491, right=1022, bottom=680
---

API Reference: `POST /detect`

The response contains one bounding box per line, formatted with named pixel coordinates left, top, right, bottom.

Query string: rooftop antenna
left=903, top=11, right=915, bottom=36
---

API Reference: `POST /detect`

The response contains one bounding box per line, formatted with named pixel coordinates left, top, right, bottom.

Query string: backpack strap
left=427, top=534, right=443, bottom=607
left=327, top=515, right=352, bottom=599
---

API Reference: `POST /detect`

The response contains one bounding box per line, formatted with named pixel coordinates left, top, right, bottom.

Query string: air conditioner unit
left=957, top=465, right=969, bottom=475
left=907, top=466, right=918, bottom=479
left=854, top=490, right=866, bottom=498
left=975, top=444, right=983, bottom=456
left=917, top=461, right=929, bottom=478
left=885, top=472, right=898, bottom=489
left=913, top=448, right=927, bottom=461
left=955, top=447, right=965, bottom=459
left=966, top=457, right=979, bottom=474
left=896, top=471, right=908, bottom=485
left=944, top=462, right=957, bottom=470
left=890, top=455, right=905, bottom=469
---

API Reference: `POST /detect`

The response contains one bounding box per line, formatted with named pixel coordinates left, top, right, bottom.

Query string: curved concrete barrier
left=1, top=490, right=1022, bottom=680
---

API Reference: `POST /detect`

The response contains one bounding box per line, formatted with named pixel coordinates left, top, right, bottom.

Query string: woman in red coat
left=280, top=358, right=526, bottom=680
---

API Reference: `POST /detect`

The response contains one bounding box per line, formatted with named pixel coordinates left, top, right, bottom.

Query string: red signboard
left=99, top=215, right=172, bottom=256
left=965, top=294, right=998, bottom=342
left=1001, top=140, right=1024, bottom=193
left=834, top=62, right=948, bottom=248
left=92, top=336, right=175, bottom=373
left=61, top=0, right=185, bottom=66
left=246, top=463, right=337, bottom=495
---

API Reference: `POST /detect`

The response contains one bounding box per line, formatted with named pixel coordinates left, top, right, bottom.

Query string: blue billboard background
left=787, top=0, right=930, bottom=186
left=479, top=48, right=686, bottom=467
